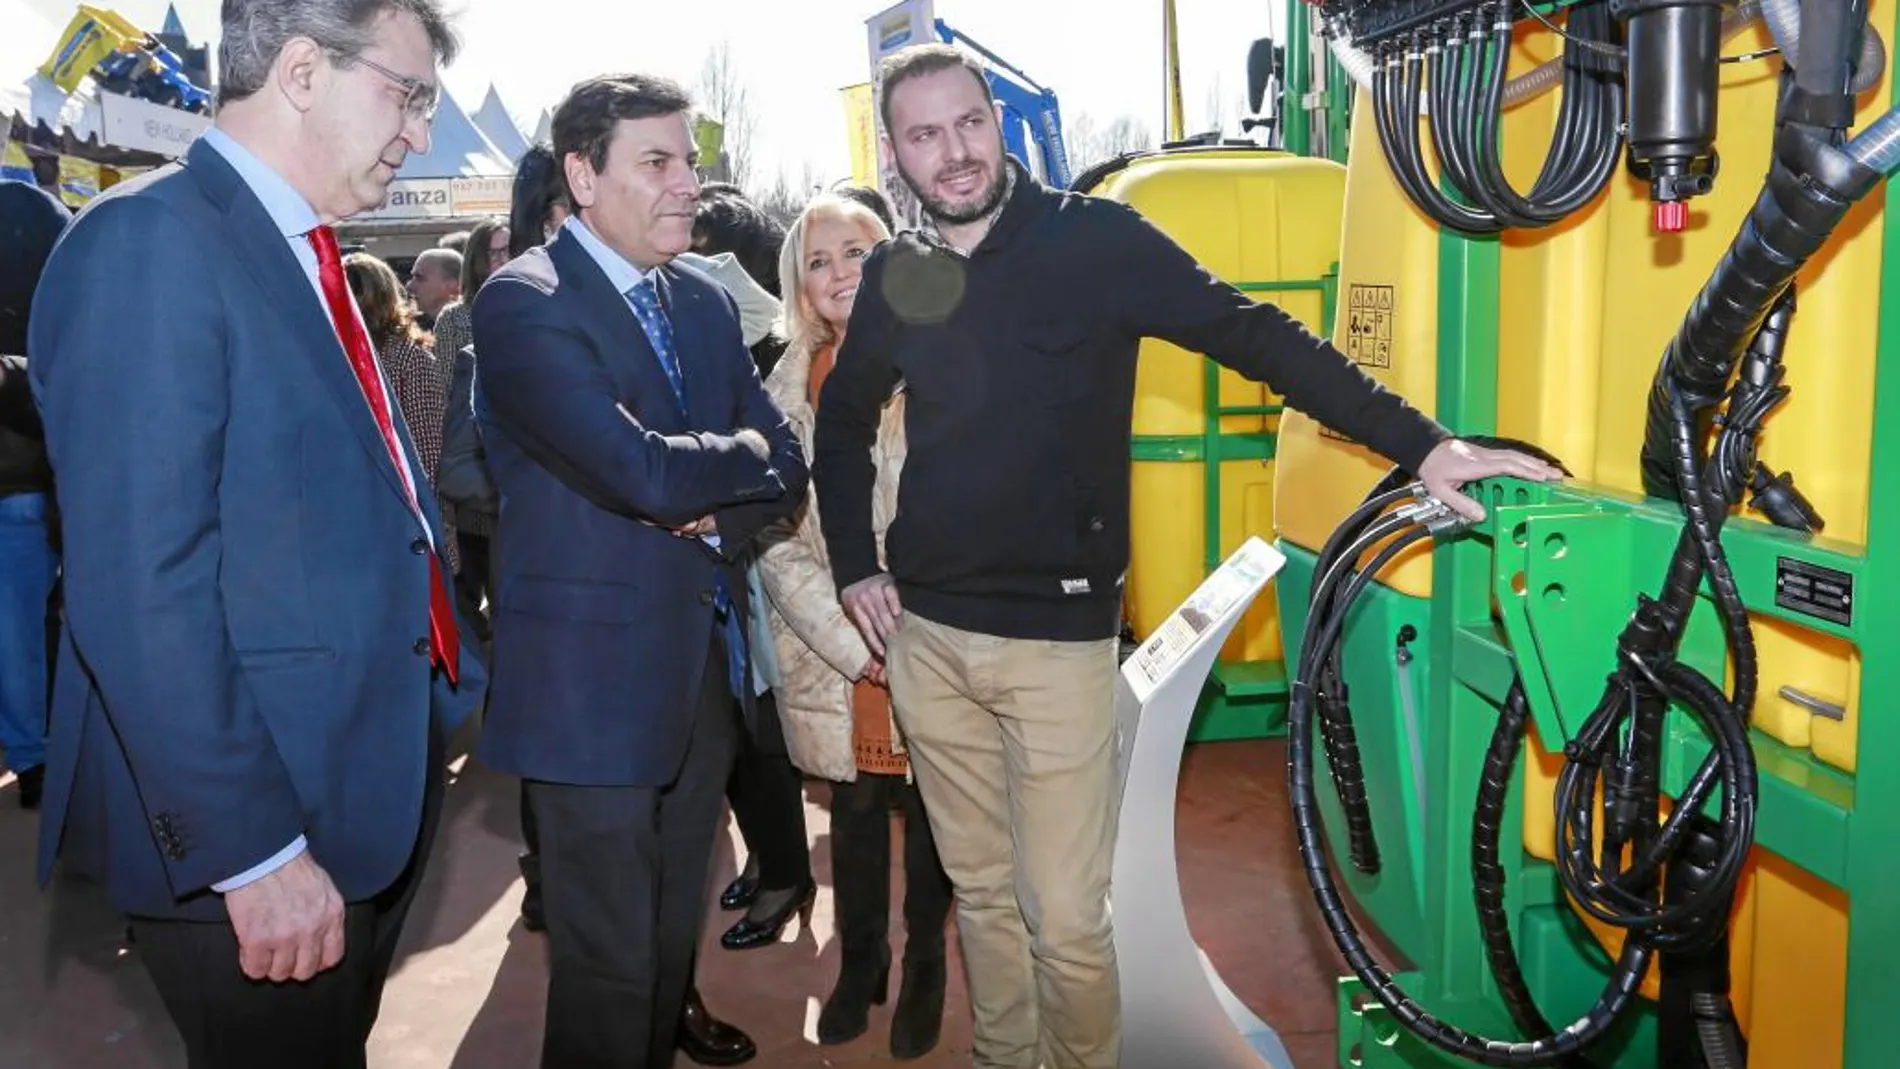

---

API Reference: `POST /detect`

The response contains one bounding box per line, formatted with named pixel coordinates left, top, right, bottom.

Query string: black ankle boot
left=817, top=949, right=890, bottom=1045
left=889, top=957, right=945, bottom=1058
left=518, top=852, right=544, bottom=932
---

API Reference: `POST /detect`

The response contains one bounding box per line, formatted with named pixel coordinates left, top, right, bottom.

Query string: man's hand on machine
left=1417, top=439, right=1564, bottom=522
left=842, top=573, right=904, bottom=658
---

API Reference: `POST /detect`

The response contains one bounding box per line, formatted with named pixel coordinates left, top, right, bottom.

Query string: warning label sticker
left=1345, top=284, right=1395, bottom=369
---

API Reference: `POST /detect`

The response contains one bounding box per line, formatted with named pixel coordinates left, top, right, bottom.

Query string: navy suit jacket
left=28, top=139, right=487, bottom=921
left=471, top=228, right=806, bottom=787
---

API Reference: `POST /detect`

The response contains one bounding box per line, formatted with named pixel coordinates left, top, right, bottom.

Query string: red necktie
left=308, top=224, right=460, bottom=684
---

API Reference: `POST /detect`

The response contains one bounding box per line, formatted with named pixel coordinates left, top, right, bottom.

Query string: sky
left=27, top=0, right=1283, bottom=187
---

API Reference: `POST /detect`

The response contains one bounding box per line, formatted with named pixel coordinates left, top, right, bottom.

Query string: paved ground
left=0, top=736, right=1347, bottom=1068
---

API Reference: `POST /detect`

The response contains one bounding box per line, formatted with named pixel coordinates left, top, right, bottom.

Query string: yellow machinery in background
left=1082, top=145, right=1345, bottom=740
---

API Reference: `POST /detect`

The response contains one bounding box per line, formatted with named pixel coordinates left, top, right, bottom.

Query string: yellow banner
left=41, top=6, right=143, bottom=95
left=57, top=156, right=101, bottom=207
left=840, top=83, right=878, bottom=188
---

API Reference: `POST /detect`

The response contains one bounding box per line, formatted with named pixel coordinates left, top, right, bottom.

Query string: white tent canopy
left=471, top=84, right=530, bottom=165
left=398, top=84, right=511, bottom=179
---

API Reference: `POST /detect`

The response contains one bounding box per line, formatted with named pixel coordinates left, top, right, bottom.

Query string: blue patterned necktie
left=624, top=275, right=746, bottom=698
left=626, top=278, right=688, bottom=414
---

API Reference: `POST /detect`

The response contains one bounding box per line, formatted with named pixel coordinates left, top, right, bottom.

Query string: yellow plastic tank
left=1490, top=3, right=1889, bottom=771
left=1273, top=89, right=1441, bottom=598
left=1105, top=148, right=1346, bottom=661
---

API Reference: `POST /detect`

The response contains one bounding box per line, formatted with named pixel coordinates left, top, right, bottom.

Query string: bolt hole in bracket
left=1476, top=478, right=1628, bottom=749
left=1475, top=477, right=1728, bottom=755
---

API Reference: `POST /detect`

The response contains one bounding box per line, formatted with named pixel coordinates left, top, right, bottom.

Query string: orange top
left=810, top=341, right=907, bottom=778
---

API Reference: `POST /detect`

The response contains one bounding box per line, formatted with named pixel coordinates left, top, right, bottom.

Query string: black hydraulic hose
left=1793, top=0, right=1870, bottom=121
left=1306, top=509, right=1420, bottom=873
left=1692, top=992, right=1748, bottom=1069
left=1638, top=128, right=1879, bottom=500
left=1468, top=1, right=1621, bottom=224
left=1554, top=654, right=1757, bottom=947
left=1291, top=501, right=1649, bottom=1066
left=1372, top=57, right=1433, bottom=221
left=1430, top=28, right=1489, bottom=211
left=1376, top=41, right=1505, bottom=232
left=1308, top=439, right=1570, bottom=881
left=1664, top=384, right=1758, bottom=712
left=1369, top=0, right=1624, bottom=232
left=1471, top=682, right=1590, bottom=1062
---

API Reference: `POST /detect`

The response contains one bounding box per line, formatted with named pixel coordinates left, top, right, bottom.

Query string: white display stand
left=1112, top=536, right=1294, bottom=1069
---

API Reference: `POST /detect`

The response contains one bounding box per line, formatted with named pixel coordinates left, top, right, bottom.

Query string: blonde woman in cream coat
left=759, top=191, right=953, bottom=1059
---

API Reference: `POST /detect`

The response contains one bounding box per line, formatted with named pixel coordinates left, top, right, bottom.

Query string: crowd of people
left=0, top=2, right=1559, bottom=1068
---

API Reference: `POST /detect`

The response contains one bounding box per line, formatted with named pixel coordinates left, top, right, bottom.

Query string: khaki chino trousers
left=886, top=610, right=1122, bottom=1069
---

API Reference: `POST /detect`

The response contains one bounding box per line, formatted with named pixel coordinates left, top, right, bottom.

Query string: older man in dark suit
left=27, top=3, right=485, bottom=1066
left=472, top=73, right=807, bottom=1069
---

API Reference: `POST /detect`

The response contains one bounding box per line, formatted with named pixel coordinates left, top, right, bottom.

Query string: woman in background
left=342, top=252, right=456, bottom=576
left=760, top=192, right=953, bottom=1059
left=431, top=216, right=508, bottom=642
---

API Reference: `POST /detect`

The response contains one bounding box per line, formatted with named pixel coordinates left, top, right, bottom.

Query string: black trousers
left=131, top=723, right=446, bottom=1069
left=830, top=771, right=953, bottom=967
left=523, top=692, right=812, bottom=896
left=725, top=689, right=812, bottom=891
left=529, top=634, right=740, bottom=1069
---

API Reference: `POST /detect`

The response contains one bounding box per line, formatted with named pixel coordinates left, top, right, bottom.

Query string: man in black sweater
left=811, top=45, right=1560, bottom=1069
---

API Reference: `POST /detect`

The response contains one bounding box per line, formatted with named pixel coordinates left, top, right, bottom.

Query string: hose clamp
left=1396, top=497, right=1471, bottom=536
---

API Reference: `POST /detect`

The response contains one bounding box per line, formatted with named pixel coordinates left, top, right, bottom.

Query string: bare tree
left=752, top=163, right=824, bottom=229
left=1102, top=116, right=1154, bottom=156
left=698, top=41, right=758, bottom=188
left=1200, top=72, right=1235, bottom=138
left=1065, top=111, right=1156, bottom=171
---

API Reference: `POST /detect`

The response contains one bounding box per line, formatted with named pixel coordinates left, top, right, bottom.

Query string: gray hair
left=218, top=0, right=459, bottom=106
left=413, top=247, right=462, bottom=281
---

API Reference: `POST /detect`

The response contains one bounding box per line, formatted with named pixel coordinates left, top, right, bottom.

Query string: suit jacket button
left=411, top=538, right=429, bottom=555
left=414, top=637, right=432, bottom=657
left=699, top=590, right=715, bottom=606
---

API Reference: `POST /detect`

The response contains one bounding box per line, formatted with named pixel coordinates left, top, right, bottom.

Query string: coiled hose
left=1289, top=485, right=1646, bottom=1067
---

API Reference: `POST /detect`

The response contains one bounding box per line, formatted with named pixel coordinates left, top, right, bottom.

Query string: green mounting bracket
left=1473, top=476, right=1857, bottom=886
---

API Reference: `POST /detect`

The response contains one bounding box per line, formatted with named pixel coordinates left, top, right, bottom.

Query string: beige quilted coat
left=757, top=337, right=907, bottom=784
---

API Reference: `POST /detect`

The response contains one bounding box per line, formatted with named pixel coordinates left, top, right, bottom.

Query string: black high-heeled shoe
left=719, top=856, right=760, bottom=912
left=677, top=986, right=756, bottom=1066
left=719, top=880, right=816, bottom=950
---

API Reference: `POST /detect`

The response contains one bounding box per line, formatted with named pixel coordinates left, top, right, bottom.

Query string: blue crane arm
left=933, top=19, right=1073, bottom=188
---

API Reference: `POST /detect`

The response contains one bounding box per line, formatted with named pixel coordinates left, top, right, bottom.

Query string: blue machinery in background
left=934, top=18, right=1073, bottom=188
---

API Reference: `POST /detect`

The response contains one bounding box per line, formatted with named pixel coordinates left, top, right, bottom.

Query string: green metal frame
left=1129, top=273, right=1337, bottom=743
left=1277, top=0, right=1352, bottom=161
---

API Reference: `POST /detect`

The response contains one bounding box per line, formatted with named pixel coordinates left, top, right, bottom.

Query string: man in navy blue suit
left=472, top=73, right=807, bottom=1069
left=28, top=3, right=484, bottom=1066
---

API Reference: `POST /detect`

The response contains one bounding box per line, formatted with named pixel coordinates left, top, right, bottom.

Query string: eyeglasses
left=344, top=53, right=440, bottom=123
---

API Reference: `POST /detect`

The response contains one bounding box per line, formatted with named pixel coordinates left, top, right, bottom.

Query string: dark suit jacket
left=471, top=228, right=806, bottom=787
left=28, top=138, right=487, bottom=921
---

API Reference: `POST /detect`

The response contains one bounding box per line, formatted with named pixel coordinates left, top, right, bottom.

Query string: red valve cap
left=1653, top=200, right=1687, bottom=233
